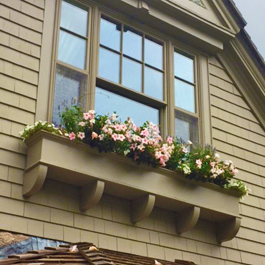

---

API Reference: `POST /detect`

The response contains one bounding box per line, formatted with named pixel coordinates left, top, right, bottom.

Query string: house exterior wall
left=0, top=1, right=264, bottom=265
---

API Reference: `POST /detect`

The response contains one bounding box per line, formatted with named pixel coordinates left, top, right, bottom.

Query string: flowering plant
left=19, top=106, right=249, bottom=197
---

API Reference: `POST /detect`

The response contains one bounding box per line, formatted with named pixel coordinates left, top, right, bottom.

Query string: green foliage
left=60, top=105, right=83, bottom=132
left=19, top=106, right=249, bottom=197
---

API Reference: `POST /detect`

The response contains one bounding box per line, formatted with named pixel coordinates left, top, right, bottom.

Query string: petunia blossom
left=92, top=132, right=98, bottom=139
left=69, top=132, right=76, bottom=141
left=78, top=132, right=85, bottom=140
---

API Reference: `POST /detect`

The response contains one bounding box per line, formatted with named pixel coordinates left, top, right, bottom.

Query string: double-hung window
left=96, top=16, right=165, bottom=126
left=51, top=0, right=200, bottom=144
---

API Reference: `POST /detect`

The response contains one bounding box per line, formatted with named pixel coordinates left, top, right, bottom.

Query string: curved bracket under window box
left=23, top=131, right=242, bottom=243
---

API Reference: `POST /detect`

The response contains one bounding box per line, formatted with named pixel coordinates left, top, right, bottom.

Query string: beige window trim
left=35, top=0, right=57, bottom=121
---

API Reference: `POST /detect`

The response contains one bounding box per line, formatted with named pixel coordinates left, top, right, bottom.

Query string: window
left=96, top=16, right=164, bottom=125
left=52, top=1, right=89, bottom=126
left=51, top=0, right=200, bottom=144
left=174, top=52, right=198, bottom=144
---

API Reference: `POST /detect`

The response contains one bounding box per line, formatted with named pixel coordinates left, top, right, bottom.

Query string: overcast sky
left=232, top=0, right=265, bottom=59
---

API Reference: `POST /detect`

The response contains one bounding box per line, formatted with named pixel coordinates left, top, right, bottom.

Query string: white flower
left=124, top=149, right=130, bottom=156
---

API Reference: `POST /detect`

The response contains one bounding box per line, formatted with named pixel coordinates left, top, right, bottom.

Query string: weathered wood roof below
left=0, top=242, right=196, bottom=265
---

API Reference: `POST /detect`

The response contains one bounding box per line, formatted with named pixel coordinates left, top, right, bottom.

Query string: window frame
left=46, top=0, right=212, bottom=145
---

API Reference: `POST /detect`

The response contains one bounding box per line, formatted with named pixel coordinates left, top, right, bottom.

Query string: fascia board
left=218, top=41, right=265, bottom=130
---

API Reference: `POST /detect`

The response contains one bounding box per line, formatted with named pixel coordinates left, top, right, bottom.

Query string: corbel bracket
left=131, top=194, right=155, bottom=223
left=80, top=180, right=105, bottom=212
left=176, top=206, right=200, bottom=233
left=217, top=217, right=241, bottom=243
left=138, top=1, right=150, bottom=14
left=23, top=164, right=48, bottom=198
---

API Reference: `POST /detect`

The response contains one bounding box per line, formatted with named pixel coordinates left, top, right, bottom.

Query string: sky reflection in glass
left=144, top=66, right=163, bottom=100
left=145, top=38, right=163, bottom=70
left=123, top=29, right=142, bottom=60
left=58, top=30, right=86, bottom=69
left=100, top=18, right=121, bottom=52
left=60, top=1, right=88, bottom=37
left=98, top=47, right=120, bottom=83
left=122, top=57, right=142, bottom=92
left=174, top=52, right=194, bottom=83
left=95, top=87, right=159, bottom=125
left=174, top=79, right=195, bottom=112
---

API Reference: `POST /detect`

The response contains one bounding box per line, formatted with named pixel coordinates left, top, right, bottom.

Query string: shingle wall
left=0, top=0, right=43, bottom=244
left=209, top=56, right=265, bottom=265
left=0, top=1, right=265, bottom=265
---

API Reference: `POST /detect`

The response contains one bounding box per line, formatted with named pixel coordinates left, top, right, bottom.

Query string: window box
left=23, top=130, right=241, bottom=243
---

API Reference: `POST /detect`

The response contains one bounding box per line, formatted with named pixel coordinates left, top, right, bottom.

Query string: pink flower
left=88, top=110, right=95, bottom=119
left=92, top=132, right=98, bottom=140
left=114, top=124, right=121, bottom=131
left=137, top=144, right=145, bottom=151
left=196, top=159, right=202, bottom=169
left=140, top=129, right=149, bottom=137
left=142, top=138, right=148, bottom=145
left=118, top=134, right=125, bottom=141
left=69, top=132, right=76, bottom=141
left=112, top=133, right=118, bottom=141
left=232, top=169, right=238, bottom=175
left=134, top=153, right=139, bottom=161
left=120, top=124, right=127, bottom=131
left=182, top=147, right=188, bottom=154
left=210, top=162, right=215, bottom=167
left=159, top=157, right=166, bottom=167
left=130, top=143, right=137, bottom=151
left=166, top=136, right=173, bottom=144
left=78, top=132, right=85, bottom=140
left=83, top=113, right=90, bottom=120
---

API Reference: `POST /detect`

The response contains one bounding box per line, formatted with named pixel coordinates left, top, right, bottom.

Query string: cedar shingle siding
left=0, top=1, right=264, bottom=265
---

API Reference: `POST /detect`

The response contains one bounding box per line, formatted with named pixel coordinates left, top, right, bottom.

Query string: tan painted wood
left=131, top=194, right=155, bottom=223
left=80, top=180, right=105, bottom=212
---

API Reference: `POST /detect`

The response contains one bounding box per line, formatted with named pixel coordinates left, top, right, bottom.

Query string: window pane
left=175, top=118, right=190, bottom=143
left=60, top=1, right=88, bottom=37
left=58, top=30, right=86, bottom=69
left=123, top=29, right=142, bottom=60
left=174, top=52, right=194, bottom=83
left=98, top=47, right=120, bottom=83
left=174, top=79, right=195, bottom=113
left=122, top=57, right=142, bottom=92
left=144, top=66, right=163, bottom=100
left=100, top=18, right=121, bottom=52
left=145, top=38, right=163, bottom=70
left=95, top=87, right=159, bottom=125
left=175, top=111, right=198, bottom=145
left=52, top=65, right=87, bottom=127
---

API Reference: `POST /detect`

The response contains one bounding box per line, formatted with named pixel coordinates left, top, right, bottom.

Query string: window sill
left=23, top=130, right=241, bottom=243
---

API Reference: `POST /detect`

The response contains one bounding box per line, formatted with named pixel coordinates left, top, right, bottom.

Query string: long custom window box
left=23, top=130, right=241, bottom=243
